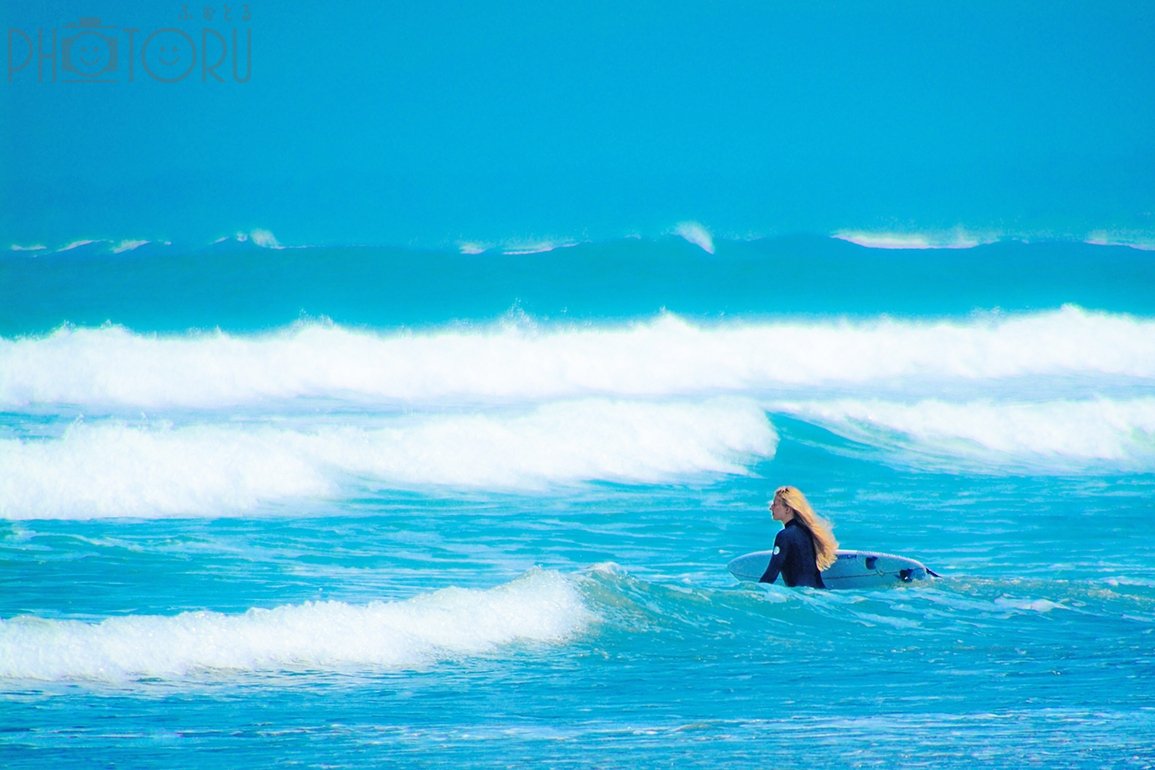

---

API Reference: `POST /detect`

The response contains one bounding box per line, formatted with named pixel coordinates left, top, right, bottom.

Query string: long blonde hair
left=775, top=486, right=839, bottom=570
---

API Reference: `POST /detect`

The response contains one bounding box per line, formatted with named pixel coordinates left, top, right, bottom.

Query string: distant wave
left=57, top=239, right=100, bottom=253
left=110, top=239, right=152, bottom=254
left=0, top=399, right=775, bottom=518
left=781, top=397, right=1155, bottom=474
left=210, top=228, right=284, bottom=249
left=1085, top=231, right=1155, bottom=252
left=2, top=307, right=1151, bottom=410
left=833, top=229, right=997, bottom=250
left=7, top=229, right=283, bottom=256
left=0, top=570, right=591, bottom=682
left=674, top=221, right=715, bottom=254
left=502, top=240, right=582, bottom=256
left=13, top=226, right=1155, bottom=258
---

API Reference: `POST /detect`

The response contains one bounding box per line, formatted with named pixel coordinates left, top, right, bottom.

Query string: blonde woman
left=758, top=486, right=839, bottom=588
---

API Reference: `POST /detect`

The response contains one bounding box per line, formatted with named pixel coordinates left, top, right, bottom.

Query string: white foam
left=458, top=242, right=490, bottom=255
left=674, top=221, right=715, bottom=254
left=781, top=397, right=1155, bottom=473
left=2, top=308, right=1152, bottom=410
left=1085, top=231, right=1155, bottom=251
left=249, top=228, right=282, bottom=249
left=110, top=239, right=150, bottom=254
left=833, top=229, right=994, bottom=250
left=0, top=421, right=330, bottom=519
left=994, top=597, right=1066, bottom=613
left=0, top=570, right=591, bottom=682
left=8, top=244, right=47, bottom=252
left=501, top=240, right=580, bottom=255
left=0, top=399, right=775, bottom=518
left=56, top=239, right=99, bottom=253
left=212, top=229, right=283, bottom=249
left=459, top=239, right=582, bottom=256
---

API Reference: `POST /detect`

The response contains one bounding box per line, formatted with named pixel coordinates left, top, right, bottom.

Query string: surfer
left=759, top=486, right=838, bottom=588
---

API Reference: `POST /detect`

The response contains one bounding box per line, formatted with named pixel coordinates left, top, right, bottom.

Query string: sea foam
left=674, top=221, right=715, bottom=254
left=833, top=229, right=995, bottom=249
left=0, top=570, right=591, bottom=682
left=0, top=399, right=776, bottom=519
left=1, top=307, right=1151, bottom=410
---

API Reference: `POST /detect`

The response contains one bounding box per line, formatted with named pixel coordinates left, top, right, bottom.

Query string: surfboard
left=727, top=549, right=937, bottom=589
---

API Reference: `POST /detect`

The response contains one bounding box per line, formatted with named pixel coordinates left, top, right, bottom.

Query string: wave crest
left=0, top=399, right=776, bottom=519
left=2, top=307, right=1151, bottom=410
left=783, top=397, right=1155, bottom=474
left=0, top=570, right=591, bottom=683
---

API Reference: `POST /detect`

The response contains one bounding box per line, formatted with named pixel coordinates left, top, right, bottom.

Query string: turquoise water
left=2, top=234, right=1154, bottom=768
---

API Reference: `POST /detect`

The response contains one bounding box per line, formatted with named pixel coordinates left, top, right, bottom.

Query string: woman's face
left=770, top=496, right=793, bottom=523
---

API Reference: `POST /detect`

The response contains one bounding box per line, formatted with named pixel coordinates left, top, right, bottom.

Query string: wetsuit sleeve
left=758, top=530, right=789, bottom=584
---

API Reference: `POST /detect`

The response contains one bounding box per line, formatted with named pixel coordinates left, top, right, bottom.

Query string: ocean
left=2, top=231, right=1154, bottom=768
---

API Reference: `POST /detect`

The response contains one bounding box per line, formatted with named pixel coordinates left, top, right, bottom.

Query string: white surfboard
left=728, top=549, right=937, bottom=590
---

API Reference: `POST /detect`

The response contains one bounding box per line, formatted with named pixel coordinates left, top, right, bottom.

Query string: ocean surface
left=2, top=232, right=1155, bottom=768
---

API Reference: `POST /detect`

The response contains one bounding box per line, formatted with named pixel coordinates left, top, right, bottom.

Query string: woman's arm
left=759, top=531, right=789, bottom=584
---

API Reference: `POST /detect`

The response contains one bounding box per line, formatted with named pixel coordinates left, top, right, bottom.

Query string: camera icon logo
left=61, top=17, right=119, bottom=82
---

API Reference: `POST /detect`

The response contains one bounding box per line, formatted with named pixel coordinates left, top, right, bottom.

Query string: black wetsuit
left=759, top=519, right=826, bottom=588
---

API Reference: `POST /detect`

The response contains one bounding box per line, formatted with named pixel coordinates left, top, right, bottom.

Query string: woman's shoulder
left=775, top=523, right=802, bottom=544
left=778, top=521, right=810, bottom=543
